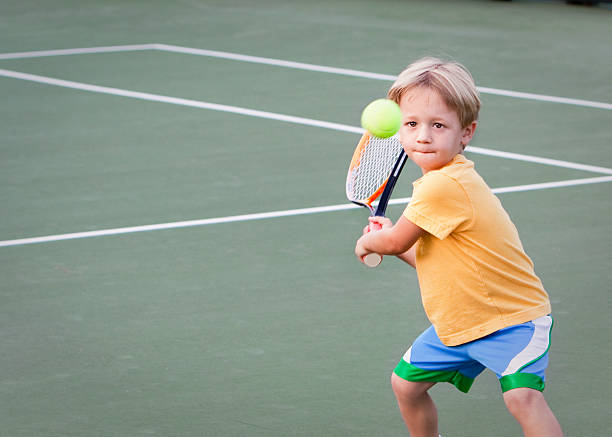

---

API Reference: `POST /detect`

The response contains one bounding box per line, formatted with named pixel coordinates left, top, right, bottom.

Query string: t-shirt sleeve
left=403, top=172, right=473, bottom=240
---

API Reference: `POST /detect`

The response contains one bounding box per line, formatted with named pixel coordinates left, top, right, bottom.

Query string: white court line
left=466, top=146, right=612, bottom=175
left=1, top=67, right=611, bottom=175
left=0, top=44, right=157, bottom=60
left=1, top=175, right=611, bottom=248
left=476, top=86, right=612, bottom=111
left=153, top=44, right=398, bottom=81
left=0, top=44, right=611, bottom=111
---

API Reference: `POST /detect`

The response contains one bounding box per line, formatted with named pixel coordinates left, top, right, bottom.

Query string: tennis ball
left=361, top=99, right=402, bottom=138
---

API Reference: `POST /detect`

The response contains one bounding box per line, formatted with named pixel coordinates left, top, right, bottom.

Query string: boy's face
left=398, top=87, right=477, bottom=174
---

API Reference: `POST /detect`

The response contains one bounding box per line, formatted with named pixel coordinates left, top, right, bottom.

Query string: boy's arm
left=396, top=245, right=417, bottom=268
left=355, top=215, right=424, bottom=265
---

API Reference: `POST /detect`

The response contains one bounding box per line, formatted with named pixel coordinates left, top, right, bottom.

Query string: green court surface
left=1, top=1, right=611, bottom=435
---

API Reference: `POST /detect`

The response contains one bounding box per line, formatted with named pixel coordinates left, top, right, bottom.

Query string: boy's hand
left=362, top=216, right=393, bottom=234
left=356, top=216, right=394, bottom=265
left=355, top=235, right=381, bottom=266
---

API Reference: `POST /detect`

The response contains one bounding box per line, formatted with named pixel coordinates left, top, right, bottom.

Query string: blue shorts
left=394, top=315, right=554, bottom=393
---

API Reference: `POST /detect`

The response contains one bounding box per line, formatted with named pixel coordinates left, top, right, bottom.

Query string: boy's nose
left=416, top=126, right=432, bottom=143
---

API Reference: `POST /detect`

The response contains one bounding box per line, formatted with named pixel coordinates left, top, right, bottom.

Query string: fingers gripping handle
left=362, top=222, right=383, bottom=267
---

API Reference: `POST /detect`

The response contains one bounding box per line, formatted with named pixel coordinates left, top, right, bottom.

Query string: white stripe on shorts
left=501, top=315, right=553, bottom=376
left=402, top=346, right=413, bottom=363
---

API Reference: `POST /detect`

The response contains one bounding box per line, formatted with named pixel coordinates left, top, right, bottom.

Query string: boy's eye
left=433, top=122, right=444, bottom=128
left=405, top=121, right=417, bottom=127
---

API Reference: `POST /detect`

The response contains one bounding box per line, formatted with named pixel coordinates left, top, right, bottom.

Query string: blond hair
left=387, top=57, right=481, bottom=128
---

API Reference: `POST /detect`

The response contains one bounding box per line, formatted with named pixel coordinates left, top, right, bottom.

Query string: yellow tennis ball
left=361, top=99, right=402, bottom=138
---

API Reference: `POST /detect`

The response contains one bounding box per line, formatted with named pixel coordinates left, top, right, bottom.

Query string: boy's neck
left=420, top=152, right=464, bottom=175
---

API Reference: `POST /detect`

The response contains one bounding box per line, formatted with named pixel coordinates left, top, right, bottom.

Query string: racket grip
left=362, top=252, right=382, bottom=268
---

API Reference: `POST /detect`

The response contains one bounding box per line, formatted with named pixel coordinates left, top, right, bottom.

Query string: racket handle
left=362, top=252, right=382, bottom=268
left=363, top=221, right=383, bottom=267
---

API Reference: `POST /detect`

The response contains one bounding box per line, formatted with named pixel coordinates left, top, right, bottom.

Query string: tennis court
left=1, top=1, right=611, bottom=435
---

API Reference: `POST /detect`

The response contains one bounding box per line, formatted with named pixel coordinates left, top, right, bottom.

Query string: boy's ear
left=461, top=121, right=478, bottom=147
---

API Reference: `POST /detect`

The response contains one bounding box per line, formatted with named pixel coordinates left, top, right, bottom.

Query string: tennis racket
left=346, top=131, right=408, bottom=267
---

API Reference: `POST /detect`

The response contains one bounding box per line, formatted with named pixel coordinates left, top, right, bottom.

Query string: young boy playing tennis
left=355, top=57, right=563, bottom=437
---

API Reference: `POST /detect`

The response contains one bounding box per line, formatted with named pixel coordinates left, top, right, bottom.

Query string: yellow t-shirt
left=404, top=154, right=551, bottom=346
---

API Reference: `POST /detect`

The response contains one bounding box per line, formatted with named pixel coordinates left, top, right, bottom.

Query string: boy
left=354, top=57, right=563, bottom=437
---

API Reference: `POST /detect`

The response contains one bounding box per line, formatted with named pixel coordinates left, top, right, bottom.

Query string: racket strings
left=346, top=135, right=402, bottom=205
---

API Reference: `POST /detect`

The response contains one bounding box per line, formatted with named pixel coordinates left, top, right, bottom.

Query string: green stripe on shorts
left=394, top=359, right=475, bottom=393
left=499, top=372, right=545, bottom=392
